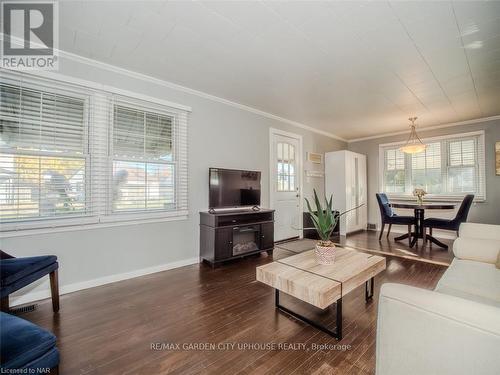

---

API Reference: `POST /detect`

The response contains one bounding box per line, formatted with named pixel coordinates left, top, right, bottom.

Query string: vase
left=417, top=196, right=424, bottom=205
left=315, top=242, right=336, bottom=265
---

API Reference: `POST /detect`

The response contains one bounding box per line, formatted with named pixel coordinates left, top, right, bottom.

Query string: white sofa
left=376, top=223, right=500, bottom=375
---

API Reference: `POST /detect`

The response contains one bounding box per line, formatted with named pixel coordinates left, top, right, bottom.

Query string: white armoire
left=325, top=150, right=367, bottom=236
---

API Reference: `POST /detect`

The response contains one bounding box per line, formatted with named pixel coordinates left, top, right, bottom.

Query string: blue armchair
left=0, top=250, right=59, bottom=313
left=0, top=311, right=59, bottom=373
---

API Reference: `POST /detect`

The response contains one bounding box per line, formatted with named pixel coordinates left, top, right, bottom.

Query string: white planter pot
left=315, top=243, right=336, bottom=265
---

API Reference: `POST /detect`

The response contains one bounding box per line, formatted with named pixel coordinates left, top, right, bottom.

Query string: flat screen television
left=209, top=168, right=261, bottom=209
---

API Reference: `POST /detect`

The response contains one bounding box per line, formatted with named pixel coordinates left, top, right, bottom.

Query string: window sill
left=0, top=213, right=189, bottom=238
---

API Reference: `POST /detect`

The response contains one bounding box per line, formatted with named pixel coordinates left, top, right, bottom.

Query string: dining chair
left=423, top=194, right=474, bottom=241
left=376, top=193, right=415, bottom=246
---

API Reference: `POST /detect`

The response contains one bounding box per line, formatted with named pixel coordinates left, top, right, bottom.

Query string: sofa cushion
left=0, top=312, right=58, bottom=370
left=0, top=256, right=57, bottom=286
left=435, top=259, right=500, bottom=307
left=453, top=237, right=500, bottom=264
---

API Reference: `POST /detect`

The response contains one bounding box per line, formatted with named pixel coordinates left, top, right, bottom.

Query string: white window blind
left=379, top=131, right=485, bottom=201
left=1, top=72, right=189, bottom=232
left=410, top=142, right=442, bottom=194
left=0, top=80, right=89, bottom=224
left=383, top=149, right=405, bottom=193
left=109, top=97, right=188, bottom=218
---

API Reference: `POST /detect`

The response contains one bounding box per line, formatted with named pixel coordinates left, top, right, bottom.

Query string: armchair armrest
left=376, top=283, right=500, bottom=375
left=0, top=250, right=14, bottom=260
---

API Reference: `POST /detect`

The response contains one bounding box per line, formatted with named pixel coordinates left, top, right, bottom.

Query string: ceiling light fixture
left=399, top=117, right=426, bottom=154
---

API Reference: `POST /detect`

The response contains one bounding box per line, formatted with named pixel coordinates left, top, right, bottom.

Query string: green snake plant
left=305, top=189, right=363, bottom=246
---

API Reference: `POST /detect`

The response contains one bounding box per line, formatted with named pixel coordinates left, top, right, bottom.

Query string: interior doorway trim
left=269, top=128, right=304, bottom=240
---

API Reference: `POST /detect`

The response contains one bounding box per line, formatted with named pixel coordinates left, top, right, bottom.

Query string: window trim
left=378, top=130, right=486, bottom=202
left=1, top=71, right=190, bottom=235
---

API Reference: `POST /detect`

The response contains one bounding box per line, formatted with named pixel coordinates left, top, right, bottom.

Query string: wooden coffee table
left=256, top=247, right=386, bottom=340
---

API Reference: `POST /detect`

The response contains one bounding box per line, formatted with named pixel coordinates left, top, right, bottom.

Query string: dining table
left=390, top=202, right=456, bottom=248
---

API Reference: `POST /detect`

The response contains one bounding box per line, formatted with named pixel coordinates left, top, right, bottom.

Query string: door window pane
left=276, top=142, right=296, bottom=192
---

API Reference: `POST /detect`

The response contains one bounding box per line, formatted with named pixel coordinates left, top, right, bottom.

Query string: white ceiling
left=59, top=1, right=500, bottom=140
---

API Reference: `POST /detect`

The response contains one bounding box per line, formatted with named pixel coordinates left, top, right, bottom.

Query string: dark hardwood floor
left=343, top=230, right=455, bottom=266
left=17, top=236, right=448, bottom=375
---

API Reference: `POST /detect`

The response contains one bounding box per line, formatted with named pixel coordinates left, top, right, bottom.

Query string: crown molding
left=0, top=32, right=345, bottom=141
left=55, top=49, right=347, bottom=142
left=347, top=115, right=500, bottom=143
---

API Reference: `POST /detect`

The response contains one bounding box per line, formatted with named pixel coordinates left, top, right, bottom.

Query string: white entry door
left=270, top=130, right=302, bottom=241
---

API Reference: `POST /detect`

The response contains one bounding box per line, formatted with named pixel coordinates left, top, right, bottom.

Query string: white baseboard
left=10, top=257, right=200, bottom=307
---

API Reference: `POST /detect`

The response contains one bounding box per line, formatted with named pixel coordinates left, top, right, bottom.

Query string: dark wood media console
left=200, top=209, right=275, bottom=266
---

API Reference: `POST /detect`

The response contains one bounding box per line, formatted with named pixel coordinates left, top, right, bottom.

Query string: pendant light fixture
left=399, top=117, right=426, bottom=154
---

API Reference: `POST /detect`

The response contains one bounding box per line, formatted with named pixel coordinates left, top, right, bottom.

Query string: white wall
left=0, top=55, right=346, bottom=305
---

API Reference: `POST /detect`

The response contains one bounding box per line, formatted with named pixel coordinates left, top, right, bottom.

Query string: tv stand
left=200, top=209, right=274, bottom=267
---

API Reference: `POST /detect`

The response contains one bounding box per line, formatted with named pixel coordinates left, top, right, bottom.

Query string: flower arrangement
left=413, top=188, right=427, bottom=205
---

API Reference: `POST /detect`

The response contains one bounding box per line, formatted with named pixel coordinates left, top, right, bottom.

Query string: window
left=0, top=82, right=88, bottom=224
left=107, top=97, right=188, bottom=220
left=112, top=104, right=175, bottom=213
left=448, top=139, right=476, bottom=193
left=411, top=142, right=442, bottom=194
left=383, top=149, right=405, bottom=193
left=0, top=72, right=190, bottom=232
left=277, top=142, right=296, bottom=192
left=379, top=131, right=485, bottom=200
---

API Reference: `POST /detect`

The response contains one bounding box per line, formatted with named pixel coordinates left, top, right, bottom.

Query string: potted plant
left=305, top=189, right=362, bottom=265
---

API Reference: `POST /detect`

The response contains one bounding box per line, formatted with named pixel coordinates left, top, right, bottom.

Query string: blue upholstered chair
left=376, top=193, right=415, bottom=246
left=424, top=194, right=475, bottom=245
left=0, top=312, right=59, bottom=373
left=0, top=250, right=59, bottom=313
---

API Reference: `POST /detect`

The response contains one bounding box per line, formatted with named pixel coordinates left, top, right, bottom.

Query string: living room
left=0, top=1, right=499, bottom=374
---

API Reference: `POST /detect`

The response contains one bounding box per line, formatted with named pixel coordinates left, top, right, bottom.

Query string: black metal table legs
left=275, top=289, right=343, bottom=339
left=275, top=277, right=375, bottom=341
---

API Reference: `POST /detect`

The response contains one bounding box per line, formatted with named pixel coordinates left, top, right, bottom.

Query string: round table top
left=390, top=202, right=456, bottom=210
